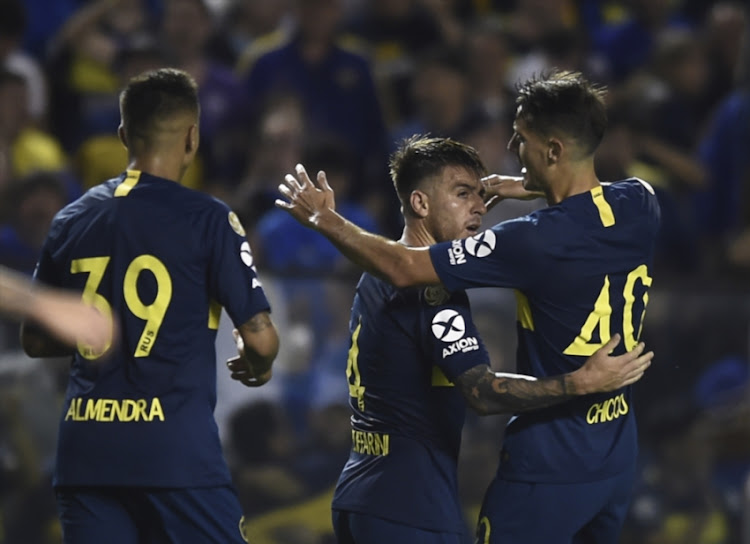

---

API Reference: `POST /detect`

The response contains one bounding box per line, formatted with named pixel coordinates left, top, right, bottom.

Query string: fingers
left=602, top=333, right=622, bottom=355
left=620, top=351, right=654, bottom=386
left=295, top=164, right=314, bottom=189
left=317, top=170, right=332, bottom=192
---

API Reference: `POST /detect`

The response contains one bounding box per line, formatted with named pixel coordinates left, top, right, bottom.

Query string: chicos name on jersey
left=586, top=393, right=629, bottom=424
left=65, top=397, right=165, bottom=422
left=442, top=336, right=479, bottom=358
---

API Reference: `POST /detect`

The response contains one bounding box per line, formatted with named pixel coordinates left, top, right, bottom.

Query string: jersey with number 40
left=429, top=179, right=660, bottom=483
left=34, top=170, right=270, bottom=488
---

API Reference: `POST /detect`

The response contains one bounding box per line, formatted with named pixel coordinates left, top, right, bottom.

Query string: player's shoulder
left=48, top=177, right=118, bottom=235
left=603, top=178, right=660, bottom=220
left=489, top=212, right=551, bottom=246
left=603, top=177, right=656, bottom=197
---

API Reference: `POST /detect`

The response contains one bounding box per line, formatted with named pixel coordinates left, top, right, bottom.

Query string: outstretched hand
left=275, top=163, right=336, bottom=229
left=482, top=174, right=544, bottom=210
left=573, top=334, right=653, bottom=394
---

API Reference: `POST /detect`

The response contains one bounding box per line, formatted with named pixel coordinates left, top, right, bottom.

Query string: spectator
left=239, top=0, right=389, bottom=204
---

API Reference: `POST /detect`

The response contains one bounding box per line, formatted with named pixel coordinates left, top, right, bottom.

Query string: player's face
left=425, top=165, right=487, bottom=243
left=508, top=114, right=548, bottom=192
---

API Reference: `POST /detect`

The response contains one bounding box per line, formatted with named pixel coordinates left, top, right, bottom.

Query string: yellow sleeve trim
left=114, top=170, right=141, bottom=197
left=208, top=300, right=222, bottom=330
left=590, top=186, right=615, bottom=227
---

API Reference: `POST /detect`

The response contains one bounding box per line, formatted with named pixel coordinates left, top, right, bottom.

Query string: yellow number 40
left=563, top=265, right=652, bottom=356
left=71, top=255, right=172, bottom=360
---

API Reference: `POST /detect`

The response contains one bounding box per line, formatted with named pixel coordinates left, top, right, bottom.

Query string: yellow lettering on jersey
left=586, top=393, right=629, bottom=424
left=590, top=186, right=615, bottom=227
left=114, top=169, right=142, bottom=197
left=64, top=397, right=165, bottom=422
left=431, top=366, right=454, bottom=387
left=351, top=430, right=390, bottom=456
left=208, top=299, right=222, bottom=330
left=514, top=290, right=534, bottom=331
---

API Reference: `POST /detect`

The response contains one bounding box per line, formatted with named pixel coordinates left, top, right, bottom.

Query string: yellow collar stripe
left=114, top=170, right=141, bottom=197
left=590, top=186, right=615, bottom=227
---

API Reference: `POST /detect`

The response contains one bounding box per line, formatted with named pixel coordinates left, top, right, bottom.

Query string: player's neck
left=399, top=224, right=436, bottom=248
left=126, top=155, right=184, bottom=184
left=545, top=162, right=600, bottom=205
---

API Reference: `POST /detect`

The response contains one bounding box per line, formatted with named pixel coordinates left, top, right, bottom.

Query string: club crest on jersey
left=424, top=286, right=450, bottom=306
left=448, top=239, right=466, bottom=265
left=228, top=211, right=246, bottom=236
left=465, top=230, right=496, bottom=258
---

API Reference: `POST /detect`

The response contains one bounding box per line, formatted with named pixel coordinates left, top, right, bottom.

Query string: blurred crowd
left=0, top=0, right=749, bottom=542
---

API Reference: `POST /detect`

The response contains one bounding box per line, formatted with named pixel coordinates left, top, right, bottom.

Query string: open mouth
left=466, top=224, right=480, bottom=234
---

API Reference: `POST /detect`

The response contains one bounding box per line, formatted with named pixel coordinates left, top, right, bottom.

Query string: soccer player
left=277, top=71, right=660, bottom=543
left=21, top=68, right=279, bottom=543
left=0, top=265, right=111, bottom=352
left=329, top=135, right=654, bottom=544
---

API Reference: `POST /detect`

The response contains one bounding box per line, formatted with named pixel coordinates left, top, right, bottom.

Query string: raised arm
left=454, top=334, right=652, bottom=416
left=226, top=311, right=280, bottom=387
left=275, top=164, right=439, bottom=288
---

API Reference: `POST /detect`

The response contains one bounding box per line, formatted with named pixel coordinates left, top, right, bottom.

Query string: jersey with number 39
left=34, top=170, right=270, bottom=488
left=332, top=272, right=489, bottom=533
left=429, top=179, right=660, bottom=483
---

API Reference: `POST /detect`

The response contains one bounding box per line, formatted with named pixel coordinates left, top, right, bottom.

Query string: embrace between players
left=18, top=67, right=657, bottom=544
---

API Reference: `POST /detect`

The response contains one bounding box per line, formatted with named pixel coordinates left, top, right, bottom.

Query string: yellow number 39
left=564, top=265, right=652, bottom=356
left=71, top=255, right=172, bottom=359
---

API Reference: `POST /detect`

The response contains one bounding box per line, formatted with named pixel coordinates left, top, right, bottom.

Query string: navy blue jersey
left=429, top=180, right=660, bottom=483
left=332, top=273, right=489, bottom=533
left=34, top=170, right=270, bottom=488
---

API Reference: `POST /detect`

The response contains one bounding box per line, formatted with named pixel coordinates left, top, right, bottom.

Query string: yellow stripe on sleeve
left=590, top=186, right=615, bottom=227
left=114, top=170, right=141, bottom=197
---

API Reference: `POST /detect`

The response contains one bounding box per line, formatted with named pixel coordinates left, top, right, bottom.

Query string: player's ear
left=117, top=124, right=127, bottom=148
left=186, top=124, right=199, bottom=155
left=547, top=138, right=563, bottom=165
left=409, top=190, right=429, bottom=218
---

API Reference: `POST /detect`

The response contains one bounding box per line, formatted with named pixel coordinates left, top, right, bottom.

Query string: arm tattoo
left=454, top=365, right=577, bottom=416
left=247, top=312, right=272, bottom=332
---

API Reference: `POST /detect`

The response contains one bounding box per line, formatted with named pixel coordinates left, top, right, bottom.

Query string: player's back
left=37, top=170, right=269, bottom=488
left=332, top=272, right=487, bottom=534
left=430, top=179, right=660, bottom=483
left=502, top=179, right=660, bottom=482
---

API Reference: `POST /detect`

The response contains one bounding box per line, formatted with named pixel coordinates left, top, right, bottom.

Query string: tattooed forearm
left=455, top=365, right=577, bottom=416
left=247, top=312, right=273, bottom=332
left=236, top=312, right=279, bottom=377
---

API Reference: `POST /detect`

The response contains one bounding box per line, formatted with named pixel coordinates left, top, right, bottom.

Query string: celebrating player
left=21, top=68, right=279, bottom=543
left=329, top=134, right=654, bottom=543
left=277, top=71, right=660, bottom=543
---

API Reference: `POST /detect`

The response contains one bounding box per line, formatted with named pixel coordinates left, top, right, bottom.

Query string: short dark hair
left=389, top=135, right=486, bottom=207
left=515, top=71, right=607, bottom=157
left=119, top=68, right=199, bottom=146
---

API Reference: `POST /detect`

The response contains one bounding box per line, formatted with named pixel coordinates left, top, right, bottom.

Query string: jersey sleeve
left=32, top=217, right=65, bottom=287
left=428, top=216, right=543, bottom=293
left=205, top=203, right=270, bottom=326
left=421, top=289, right=490, bottom=381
